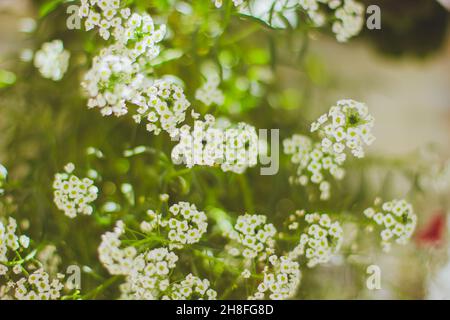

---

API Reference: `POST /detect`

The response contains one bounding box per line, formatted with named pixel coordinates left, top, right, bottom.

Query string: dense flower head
left=34, top=40, right=70, bottom=81
left=98, top=220, right=137, bottom=275
left=249, top=255, right=301, bottom=300
left=7, top=269, right=64, bottom=300
left=289, top=213, right=343, bottom=267
left=53, top=163, right=98, bottom=218
left=0, top=218, right=22, bottom=270
left=298, top=0, right=365, bottom=42
left=79, top=1, right=166, bottom=56
left=113, top=13, right=166, bottom=60
left=171, top=116, right=259, bottom=174
left=364, top=199, right=417, bottom=252
left=78, top=0, right=130, bottom=40
left=83, top=47, right=141, bottom=117
left=99, top=221, right=203, bottom=300
left=162, top=274, right=217, bottom=300
left=120, top=247, right=179, bottom=300
left=226, top=214, right=277, bottom=261
left=311, top=99, right=375, bottom=158
left=195, top=74, right=225, bottom=107
left=132, top=79, right=191, bottom=137
left=140, top=202, right=208, bottom=248
left=283, top=134, right=345, bottom=200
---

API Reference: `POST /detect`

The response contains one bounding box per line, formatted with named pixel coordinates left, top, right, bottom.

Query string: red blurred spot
left=416, top=211, right=446, bottom=247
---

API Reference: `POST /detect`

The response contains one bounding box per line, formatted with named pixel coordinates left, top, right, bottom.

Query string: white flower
left=34, top=40, right=70, bottom=81
left=226, top=214, right=276, bottom=261
left=172, top=116, right=258, bottom=174
left=249, top=255, right=301, bottom=300
left=141, top=202, right=208, bottom=248
left=364, top=199, right=417, bottom=252
left=134, top=79, right=191, bottom=137
left=283, top=134, right=345, bottom=200
left=53, top=163, right=98, bottom=218
left=289, top=213, right=343, bottom=268
left=298, top=0, right=365, bottom=42
left=312, top=99, right=375, bottom=159
left=162, top=274, right=217, bottom=300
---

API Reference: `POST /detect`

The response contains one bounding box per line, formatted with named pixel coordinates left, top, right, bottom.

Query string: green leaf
left=39, top=0, right=65, bottom=18
left=0, top=69, right=16, bottom=88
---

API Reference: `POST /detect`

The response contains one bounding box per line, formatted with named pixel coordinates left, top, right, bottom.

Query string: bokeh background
left=0, top=0, right=449, bottom=299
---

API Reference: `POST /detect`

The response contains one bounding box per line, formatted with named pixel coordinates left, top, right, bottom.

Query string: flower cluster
left=133, top=80, right=191, bottom=137
left=53, top=163, right=98, bottom=218
left=83, top=47, right=139, bottom=117
left=163, top=274, right=217, bottom=300
left=8, top=269, right=64, bottom=300
left=226, top=214, right=276, bottom=261
left=113, top=13, right=166, bottom=60
left=79, top=0, right=129, bottom=40
left=99, top=221, right=215, bottom=300
left=98, top=220, right=137, bottom=275
left=34, top=40, right=70, bottom=81
left=195, top=74, right=225, bottom=107
left=1, top=218, right=65, bottom=300
left=249, top=255, right=301, bottom=300
left=289, top=213, right=343, bottom=267
left=171, top=116, right=259, bottom=174
left=120, top=248, right=179, bottom=300
left=298, top=0, right=365, bottom=42
left=283, top=134, right=345, bottom=200
left=364, top=199, right=417, bottom=252
left=311, top=99, right=375, bottom=158
left=140, top=202, right=208, bottom=248
left=0, top=218, right=22, bottom=273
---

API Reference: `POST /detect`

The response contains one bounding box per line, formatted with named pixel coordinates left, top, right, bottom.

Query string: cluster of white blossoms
left=133, top=80, right=191, bottom=137
left=298, top=0, right=364, bottom=42
left=80, top=1, right=176, bottom=133
left=162, top=274, right=217, bottom=300
left=289, top=213, right=343, bottom=267
left=311, top=99, right=375, bottom=159
left=98, top=221, right=137, bottom=275
left=195, top=74, right=225, bottom=107
left=249, top=255, right=301, bottom=300
left=33, top=40, right=70, bottom=81
left=226, top=214, right=276, bottom=261
left=364, top=199, right=417, bottom=252
left=140, top=202, right=208, bottom=248
left=214, top=0, right=245, bottom=8
left=120, top=248, right=179, bottom=300
left=79, top=0, right=129, bottom=40
left=53, top=163, right=98, bottom=218
left=172, top=116, right=258, bottom=174
left=7, top=269, right=64, bottom=300
left=83, top=47, right=139, bottom=117
left=283, top=134, right=345, bottom=200
left=0, top=218, right=30, bottom=275
left=98, top=221, right=174, bottom=299
left=114, top=13, right=166, bottom=60
left=99, top=221, right=215, bottom=300
left=0, top=218, right=65, bottom=300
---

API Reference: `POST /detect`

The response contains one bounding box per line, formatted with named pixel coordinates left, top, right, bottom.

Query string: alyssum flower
left=289, top=213, right=344, bottom=267
left=53, top=163, right=98, bottom=218
left=34, top=40, right=70, bottom=81
left=364, top=199, right=417, bottom=252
